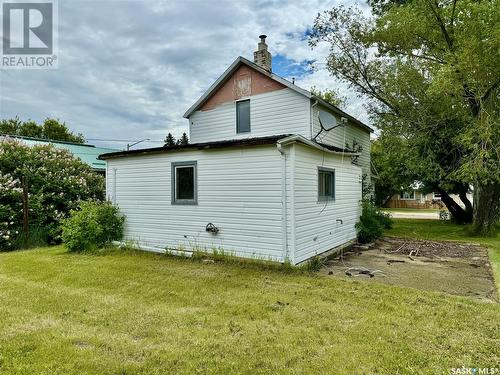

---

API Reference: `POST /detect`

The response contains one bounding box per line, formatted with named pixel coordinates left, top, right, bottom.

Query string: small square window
left=318, top=167, right=335, bottom=201
left=172, top=161, right=197, bottom=205
left=236, top=100, right=250, bottom=133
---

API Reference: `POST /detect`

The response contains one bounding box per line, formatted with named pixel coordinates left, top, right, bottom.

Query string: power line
left=86, top=138, right=164, bottom=143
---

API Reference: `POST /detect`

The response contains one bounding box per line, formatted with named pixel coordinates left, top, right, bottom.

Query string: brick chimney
left=253, top=35, right=272, bottom=72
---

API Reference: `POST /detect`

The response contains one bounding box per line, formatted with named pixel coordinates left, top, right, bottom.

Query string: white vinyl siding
left=312, top=104, right=371, bottom=183
left=106, top=142, right=363, bottom=265
left=292, top=143, right=362, bottom=264
left=189, top=88, right=310, bottom=143
left=106, top=145, right=285, bottom=262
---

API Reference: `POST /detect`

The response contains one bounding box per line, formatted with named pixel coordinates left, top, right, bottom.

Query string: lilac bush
left=0, top=138, right=104, bottom=250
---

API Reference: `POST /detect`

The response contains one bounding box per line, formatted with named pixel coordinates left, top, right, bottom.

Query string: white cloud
left=0, top=0, right=372, bottom=149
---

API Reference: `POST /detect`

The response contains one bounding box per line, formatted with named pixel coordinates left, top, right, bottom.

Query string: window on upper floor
left=318, top=167, right=335, bottom=202
left=236, top=99, right=250, bottom=133
left=172, top=161, right=197, bottom=205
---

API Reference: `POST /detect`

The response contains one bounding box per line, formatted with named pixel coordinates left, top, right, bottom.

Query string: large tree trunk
left=436, top=187, right=472, bottom=224
left=459, top=191, right=473, bottom=217
left=473, top=182, right=500, bottom=236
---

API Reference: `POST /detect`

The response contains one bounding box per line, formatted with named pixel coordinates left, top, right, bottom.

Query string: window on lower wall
left=400, top=191, right=415, bottom=200
left=236, top=99, right=250, bottom=133
left=172, top=161, right=197, bottom=205
left=318, top=167, right=335, bottom=202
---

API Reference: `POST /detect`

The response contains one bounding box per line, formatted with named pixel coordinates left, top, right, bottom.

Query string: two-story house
left=100, top=36, right=373, bottom=264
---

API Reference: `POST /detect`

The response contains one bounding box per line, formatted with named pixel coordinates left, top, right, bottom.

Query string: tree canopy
left=310, top=0, right=499, bottom=234
left=310, top=86, right=347, bottom=108
left=0, top=117, right=85, bottom=144
left=164, top=132, right=189, bottom=147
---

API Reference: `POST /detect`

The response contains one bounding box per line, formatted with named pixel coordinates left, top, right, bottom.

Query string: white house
left=100, top=36, right=373, bottom=265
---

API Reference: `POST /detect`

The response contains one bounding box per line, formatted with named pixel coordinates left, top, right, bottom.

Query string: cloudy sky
left=0, top=0, right=371, bottom=150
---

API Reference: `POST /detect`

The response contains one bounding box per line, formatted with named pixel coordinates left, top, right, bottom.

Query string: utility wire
left=86, top=138, right=164, bottom=143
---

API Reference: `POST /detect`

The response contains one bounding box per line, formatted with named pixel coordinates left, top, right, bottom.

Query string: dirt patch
left=322, top=237, right=497, bottom=302
left=380, top=237, right=484, bottom=259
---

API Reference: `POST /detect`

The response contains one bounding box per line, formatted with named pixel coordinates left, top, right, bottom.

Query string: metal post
left=22, top=176, right=29, bottom=242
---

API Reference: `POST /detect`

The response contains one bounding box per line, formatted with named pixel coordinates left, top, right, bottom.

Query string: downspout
left=277, top=143, right=288, bottom=262
left=310, top=99, right=318, bottom=140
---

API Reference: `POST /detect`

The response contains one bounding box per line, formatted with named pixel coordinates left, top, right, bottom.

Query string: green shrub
left=61, top=201, right=124, bottom=252
left=376, top=211, right=393, bottom=229
left=355, top=200, right=393, bottom=243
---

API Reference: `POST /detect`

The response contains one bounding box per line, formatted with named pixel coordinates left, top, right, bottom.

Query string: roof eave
left=98, top=135, right=292, bottom=160
left=312, top=96, right=374, bottom=133
left=278, top=134, right=360, bottom=156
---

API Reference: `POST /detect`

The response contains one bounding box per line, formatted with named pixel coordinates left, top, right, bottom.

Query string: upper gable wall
left=312, top=103, right=371, bottom=182
left=200, top=65, right=286, bottom=111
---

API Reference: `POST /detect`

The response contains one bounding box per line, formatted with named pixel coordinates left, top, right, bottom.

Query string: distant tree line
left=0, top=117, right=85, bottom=144
left=164, top=132, right=189, bottom=147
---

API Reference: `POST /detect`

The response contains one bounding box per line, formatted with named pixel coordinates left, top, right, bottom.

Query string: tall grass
left=10, top=226, right=49, bottom=250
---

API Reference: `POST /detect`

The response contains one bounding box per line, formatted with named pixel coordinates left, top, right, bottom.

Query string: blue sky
left=0, top=0, right=370, bottom=150
left=271, top=54, right=313, bottom=80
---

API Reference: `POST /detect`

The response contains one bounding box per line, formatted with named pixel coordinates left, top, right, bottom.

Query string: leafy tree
left=177, top=133, right=189, bottom=146
left=41, top=119, right=85, bottom=143
left=0, top=138, right=104, bottom=249
left=0, top=117, right=85, bottom=144
left=0, top=117, right=22, bottom=135
left=371, top=135, right=414, bottom=206
left=19, top=120, right=42, bottom=138
left=310, top=1, right=499, bottom=234
left=164, top=133, right=176, bottom=147
left=310, top=86, right=347, bottom=108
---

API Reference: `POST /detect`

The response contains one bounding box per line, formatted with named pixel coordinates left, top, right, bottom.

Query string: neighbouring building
left=3, top=135, right=119, bottom=174
left=100, top=36, right=373, bottom=264
left=385, top=186, right=473, bottom=210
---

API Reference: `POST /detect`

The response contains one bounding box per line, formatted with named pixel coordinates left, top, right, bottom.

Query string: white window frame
left=400, top=191, right=415, bottom=200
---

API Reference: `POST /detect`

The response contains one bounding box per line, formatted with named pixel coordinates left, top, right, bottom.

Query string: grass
left=0, top=244, right=499, bottom=374
left=386, top=219, right=500, bottom=290
left=381, top=208, right=440, bottom=213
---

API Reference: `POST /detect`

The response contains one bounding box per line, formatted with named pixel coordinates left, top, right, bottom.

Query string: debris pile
left=381, top=238, right=483, bottom=259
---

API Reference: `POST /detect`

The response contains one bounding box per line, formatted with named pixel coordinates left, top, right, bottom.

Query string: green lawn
left=386, top=219, right=500, bottom=290
left=381, top=208, right=440, bottom=213
left=1, top=243, right=499, bottom=374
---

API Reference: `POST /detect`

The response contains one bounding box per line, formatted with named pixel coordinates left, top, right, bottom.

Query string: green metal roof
left=6, top=136, right=120, bottom=170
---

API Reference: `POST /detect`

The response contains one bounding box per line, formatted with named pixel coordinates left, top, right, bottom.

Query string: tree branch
left=481, top=77, right=500, bottom=103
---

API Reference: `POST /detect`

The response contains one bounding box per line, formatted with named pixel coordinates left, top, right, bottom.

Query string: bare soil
left=322, top=237, right=498, bottom=302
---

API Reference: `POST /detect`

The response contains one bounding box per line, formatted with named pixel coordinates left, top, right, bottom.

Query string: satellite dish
left=318, top=110, right=338, bottom=130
